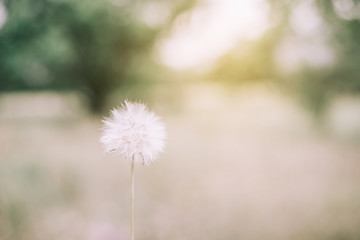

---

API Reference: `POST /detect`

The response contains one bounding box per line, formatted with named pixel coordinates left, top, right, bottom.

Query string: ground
left=1, top=84, right=360, bottom=240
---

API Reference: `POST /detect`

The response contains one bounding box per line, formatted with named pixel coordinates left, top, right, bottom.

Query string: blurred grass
left=1, top=85, right=360, bottom=240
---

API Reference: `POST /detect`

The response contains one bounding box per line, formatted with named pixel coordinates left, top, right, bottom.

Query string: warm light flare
left=157, top=0, right=270, bottom=70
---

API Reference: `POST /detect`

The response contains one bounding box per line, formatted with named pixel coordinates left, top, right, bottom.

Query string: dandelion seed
left=100, top=100, right=166, bottom=165
left=100, top=100, right=166, bottom=240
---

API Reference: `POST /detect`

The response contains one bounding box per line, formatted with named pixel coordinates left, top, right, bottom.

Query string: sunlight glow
left=157, top=0, right=270, bottom=70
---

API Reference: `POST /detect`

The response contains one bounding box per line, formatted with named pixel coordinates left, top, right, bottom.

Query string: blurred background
left=1, top=0, right=360, bottom=239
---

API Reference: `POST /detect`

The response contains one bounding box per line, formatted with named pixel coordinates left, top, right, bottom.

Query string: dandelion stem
left=131, top=158, right=135, bottom=240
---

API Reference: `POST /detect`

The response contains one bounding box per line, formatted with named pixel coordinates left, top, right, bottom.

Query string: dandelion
left=100, top=100, right=166, bottom=240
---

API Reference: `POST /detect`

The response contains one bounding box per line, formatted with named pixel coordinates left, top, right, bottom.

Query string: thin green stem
left=131, top=158, right=135, bottom=240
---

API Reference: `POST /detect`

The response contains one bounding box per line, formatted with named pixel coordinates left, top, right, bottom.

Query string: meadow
left=1, top=84, right=360, bottom=240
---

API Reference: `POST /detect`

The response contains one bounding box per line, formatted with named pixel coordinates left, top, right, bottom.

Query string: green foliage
left=0, top=0, right=196, bottom=113
left=295, top=0, right=360, bottom=116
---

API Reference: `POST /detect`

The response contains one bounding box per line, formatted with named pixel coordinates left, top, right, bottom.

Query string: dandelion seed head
left=100, top=100, right=166, bottom=165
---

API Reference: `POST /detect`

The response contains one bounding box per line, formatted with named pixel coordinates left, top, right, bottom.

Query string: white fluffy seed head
left=100, top=101, right=166, bottom=165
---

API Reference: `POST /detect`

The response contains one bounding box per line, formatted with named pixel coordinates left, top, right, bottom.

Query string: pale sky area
left=0, top=2, right=6, bottom=29
left=275, top=0, right=334, bottom=72
left=157, top=0, right=271, bottom=70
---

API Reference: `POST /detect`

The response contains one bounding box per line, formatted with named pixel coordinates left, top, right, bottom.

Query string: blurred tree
left=292, top=0, right=360, bottom=119
left=209, top=0, right=292, bottom=84
left=210, top=0, right=360, bottom=121
left=315, top=0, right=360, bottom=92
left=0, top=0, right=196, bottom=113
left=210, top=34, right=279, bottom=83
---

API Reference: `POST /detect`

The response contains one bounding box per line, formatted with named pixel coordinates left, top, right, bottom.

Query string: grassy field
left=1, top=85, right=360, bottom=240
